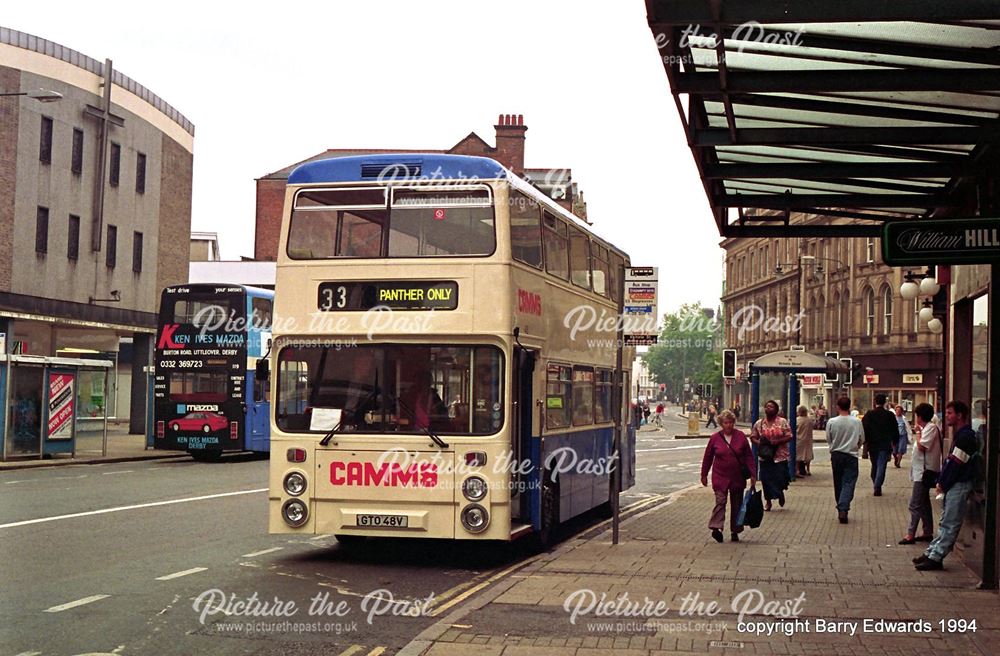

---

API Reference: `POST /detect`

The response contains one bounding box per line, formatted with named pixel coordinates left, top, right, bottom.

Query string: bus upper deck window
left=388, top=188, right=495, bottom=257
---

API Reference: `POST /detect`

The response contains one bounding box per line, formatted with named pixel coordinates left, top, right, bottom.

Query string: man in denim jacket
left=914, top=401, right=981, bottom=571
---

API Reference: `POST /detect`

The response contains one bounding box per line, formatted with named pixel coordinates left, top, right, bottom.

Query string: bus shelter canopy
left=752, top=350, right=849, bottom=374
left=645, top=1, right=1000, bottom=237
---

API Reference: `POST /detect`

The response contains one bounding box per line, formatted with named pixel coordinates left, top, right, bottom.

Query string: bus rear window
left=286, top=186, right=495, bottom=259
left=172, top=297, right=236, bottom=326
left=169, top=372, right=228, bottom=403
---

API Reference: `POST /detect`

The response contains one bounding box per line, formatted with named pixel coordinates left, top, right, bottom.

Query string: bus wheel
left=536, top=478, right=559, bottom=550
left=191, top=450, right=222, bottom=463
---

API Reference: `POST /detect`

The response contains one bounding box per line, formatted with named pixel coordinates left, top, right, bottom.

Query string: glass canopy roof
left=646, top=1, right=1000, bottom=236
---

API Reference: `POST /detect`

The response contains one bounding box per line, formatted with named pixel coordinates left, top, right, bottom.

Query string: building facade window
left=106, top=225, right=117, bottom=268
left=132, top=231, right=143, bottom=273
left=71, top=128, right=84, bottom=174
left=35, top=206, right=49, bottom=254
left=866, top=238, right=875, bottom=263
left=39, top=116, right=53, bottom=163
left=135, top=152, right=146, bottom=194
left=109, top=142, right=121, bottom=186
left=68, top=215, right=80, bottom=260
left=864, top=287, right=876, bottom=336
left=882, top=285, right=893, bottom=335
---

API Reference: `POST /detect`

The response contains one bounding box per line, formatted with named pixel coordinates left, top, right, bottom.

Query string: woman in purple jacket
left=701, top=410, right=757, bottom=543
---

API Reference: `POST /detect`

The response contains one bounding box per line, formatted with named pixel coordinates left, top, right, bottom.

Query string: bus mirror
left=256, top=358, right=270, bottom=382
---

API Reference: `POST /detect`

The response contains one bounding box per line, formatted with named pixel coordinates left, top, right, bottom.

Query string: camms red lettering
left=330, top=462, right=438, bottom=487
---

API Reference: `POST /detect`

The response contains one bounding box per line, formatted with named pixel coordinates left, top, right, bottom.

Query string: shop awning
left=646, top=1, right=1000, bottom=237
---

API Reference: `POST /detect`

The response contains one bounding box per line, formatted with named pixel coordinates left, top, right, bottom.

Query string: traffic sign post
left=623, top=267, right=658, bottom=346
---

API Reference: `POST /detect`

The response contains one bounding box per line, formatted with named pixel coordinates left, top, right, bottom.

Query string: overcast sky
left=6, top=1, right=724, bottom=313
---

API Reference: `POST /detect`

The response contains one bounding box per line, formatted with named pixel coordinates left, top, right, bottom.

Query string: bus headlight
left=283, top=471, right=307, bottom=497
left=461, top=504, right=489, bottom=533
left=462, top=476, right=488, bottom=502
left=281, top=499, right=308, bottom=527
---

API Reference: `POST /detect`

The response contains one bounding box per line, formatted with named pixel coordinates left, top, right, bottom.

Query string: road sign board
left=624, top=266, right=658, bottom=344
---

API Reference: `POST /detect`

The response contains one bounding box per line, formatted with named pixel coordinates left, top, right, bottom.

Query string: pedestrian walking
left=816, top=403, right=827, bottom=430
left=734, top=403, right=741, bottom=421
left=899, top=403, right=942, bottom=545
left=892, top=405, right=909, bottom=468
left=795, top=405, right=814, bottom=476
left=701, top=410, right=756, bottom=543
left=705, top=403, right=718, bottom=429
left=750, top=400, right=793, bottom=512
left=861, top=393, right=897, bottom=496
left=826, top=396, right=865, bottom=524
left=915, top=401, right=983, bottom=571
left=642, top=404, right=651, bottom=425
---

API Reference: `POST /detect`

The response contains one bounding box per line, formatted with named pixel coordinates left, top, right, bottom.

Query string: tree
left=643, top=304, right=722, bottom=401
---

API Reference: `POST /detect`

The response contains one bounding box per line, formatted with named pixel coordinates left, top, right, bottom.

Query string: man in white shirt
left=825, top=396, right=866, bottom=524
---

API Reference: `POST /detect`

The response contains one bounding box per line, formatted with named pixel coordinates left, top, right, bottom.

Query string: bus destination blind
left=318, top=281, right=458, bottom=311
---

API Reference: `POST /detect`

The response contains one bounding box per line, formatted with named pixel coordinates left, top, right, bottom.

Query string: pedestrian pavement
left=0, top=423, right=178, bottom=470
left=674, top=411, right=828, bottom=442
left=405, top=454, right=1000, bottom=656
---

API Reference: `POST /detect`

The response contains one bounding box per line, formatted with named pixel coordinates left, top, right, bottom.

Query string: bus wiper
left=383, top=390, right=449, bottom=450
left=319, top=386, right=383, bottom=446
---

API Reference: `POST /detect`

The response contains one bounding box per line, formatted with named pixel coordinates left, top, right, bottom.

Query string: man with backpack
left=914, top=400, right=982, bottom=571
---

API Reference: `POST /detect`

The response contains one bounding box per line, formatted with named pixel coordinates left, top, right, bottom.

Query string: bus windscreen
left=275, top=344, right=503, bottom=436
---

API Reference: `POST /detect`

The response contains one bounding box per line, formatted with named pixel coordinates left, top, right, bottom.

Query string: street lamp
left=0, top=88, right=63, bottom=103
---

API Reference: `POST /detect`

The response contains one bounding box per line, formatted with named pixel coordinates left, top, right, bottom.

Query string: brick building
left=722, top=214, right=944, bottom=418
left=0, top=27, right=194, bottom=443
left=253, top=114, right=587, bottom=261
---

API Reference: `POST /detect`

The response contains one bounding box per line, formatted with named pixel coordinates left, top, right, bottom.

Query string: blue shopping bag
left=737, top=486, right=764, bottom=529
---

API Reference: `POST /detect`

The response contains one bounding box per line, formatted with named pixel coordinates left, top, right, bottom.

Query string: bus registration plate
left=357, top=514, right=408, bottom=528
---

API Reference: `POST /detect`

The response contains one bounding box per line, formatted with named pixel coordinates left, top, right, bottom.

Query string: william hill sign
left=882, top=219, right=1000, bottom=265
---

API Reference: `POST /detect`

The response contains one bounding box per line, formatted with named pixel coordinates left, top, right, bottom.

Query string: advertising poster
left=47, top=372, right=75, bottom=441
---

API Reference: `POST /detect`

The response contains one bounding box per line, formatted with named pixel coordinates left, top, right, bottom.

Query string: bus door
left=511, top=346, right=536, bottom=521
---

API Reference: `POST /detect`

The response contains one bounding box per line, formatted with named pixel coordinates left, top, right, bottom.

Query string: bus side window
left=510, top=190, right=542, bottom=268
left=572, top=366, right=594, bottom=426
left=569, top=229, right=592, bottom=290
left=542, top=213, right=569, bottom=281
left=591, top=244, right=610, bottom=298
left=609, top=253, right=625, bottom=303
left=595, top=368, right=613, bottom=423
left=545, top=364, right=571, bottom=429
left=252, top=297, right=272, bottom=330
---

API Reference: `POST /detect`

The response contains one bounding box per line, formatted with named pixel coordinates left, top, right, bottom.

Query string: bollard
left=687, top=415, right=701, bottom=436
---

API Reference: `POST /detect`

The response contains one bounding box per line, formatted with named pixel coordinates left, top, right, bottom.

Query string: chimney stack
left=494, top=113, right=527, bottom=175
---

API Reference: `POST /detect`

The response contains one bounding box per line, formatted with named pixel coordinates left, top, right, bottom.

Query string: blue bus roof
left=287, top=154, right=509, bottom=184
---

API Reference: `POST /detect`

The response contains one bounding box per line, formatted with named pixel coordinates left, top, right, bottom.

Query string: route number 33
left=320, top=285, right=347, bottom=310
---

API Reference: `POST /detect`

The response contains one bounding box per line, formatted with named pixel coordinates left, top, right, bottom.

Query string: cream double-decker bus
left=266, top=153, right=636, bottom=545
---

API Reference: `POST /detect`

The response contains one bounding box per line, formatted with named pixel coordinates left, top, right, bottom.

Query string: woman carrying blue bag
left=701, top=410, right=757, bottom=543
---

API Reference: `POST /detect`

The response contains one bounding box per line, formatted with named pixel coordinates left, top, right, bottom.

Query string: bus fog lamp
left=283, top=471, right=307, bottom=496
left=461, top=504, right=489, bottom=533
left=462, top=476, right=488, bottom=501
left=281, top=499, right=308, bottom=527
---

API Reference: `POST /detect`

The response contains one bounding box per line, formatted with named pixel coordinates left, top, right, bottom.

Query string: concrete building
left=0, top=27, right=194, bottom=443
left=631, top=356, right=658, bottom=404
left=253, top=114, right=586, bottom=261
left=721, top=215, right=943, bottom=417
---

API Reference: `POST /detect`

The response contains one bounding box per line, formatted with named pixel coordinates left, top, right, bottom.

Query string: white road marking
left=0, top=488, right=268, bottom=530
left=636, top=467, right=648, bottom=471
left=102, top=470, right=134, bottom=475
left=155, top=567, right=208, bottom=581
left=241, top=547, right=284, bottom=558
left=14, top=651, right=43, bottom=656
left=44, top=594, right=110, bottom=613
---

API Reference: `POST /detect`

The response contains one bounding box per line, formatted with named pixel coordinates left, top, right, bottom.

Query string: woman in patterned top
left=751, top=400, right=794, bottom=511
